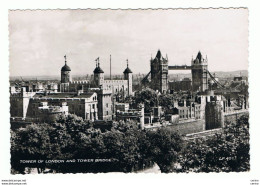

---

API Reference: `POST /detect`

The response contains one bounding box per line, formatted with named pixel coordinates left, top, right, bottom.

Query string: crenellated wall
left=224, top=110, right=249, bottom=124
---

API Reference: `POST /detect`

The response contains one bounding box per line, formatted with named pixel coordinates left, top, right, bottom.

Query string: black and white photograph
left=7, top=8, right=250, bottom=175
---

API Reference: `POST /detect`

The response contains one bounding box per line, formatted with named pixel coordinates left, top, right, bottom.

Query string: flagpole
left=110, top=55, right=111, bottom=80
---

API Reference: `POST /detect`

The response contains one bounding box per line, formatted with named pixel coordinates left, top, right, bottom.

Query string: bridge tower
left=150, top=50, right=168, bottom=93
left=191, top=51, right=208, bottom=92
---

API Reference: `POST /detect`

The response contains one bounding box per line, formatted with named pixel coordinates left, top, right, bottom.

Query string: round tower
left=93, top=58, right=104, bottom=87
left=123, top=60, right=133, bottom=96
left=60, top=55, right=72, bottom=92
left=205, top=101, right=224, bottom=130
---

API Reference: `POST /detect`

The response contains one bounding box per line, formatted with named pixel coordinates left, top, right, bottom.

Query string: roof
left=61, top=63, right=71, bottom=71
left=93, top=64, right=104, bottom=73
left=34, top=92, right=96, bottom=99
left=156, top=50, right=162, bottom=59
left=196, top=51, right=202, bottom=61
left=123, top=66, right=132, bottom=73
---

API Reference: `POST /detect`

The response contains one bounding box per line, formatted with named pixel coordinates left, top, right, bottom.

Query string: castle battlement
left=104, top=80, right=127, bottom=84
left=71, top=80, right=89, bottom=84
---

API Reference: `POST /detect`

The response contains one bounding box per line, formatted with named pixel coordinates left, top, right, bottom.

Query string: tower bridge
left=168, top=65, right=192, bottom=70
left=142, top=50, right=208, bottom=93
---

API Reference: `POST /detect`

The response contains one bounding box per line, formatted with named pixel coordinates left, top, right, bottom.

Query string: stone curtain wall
left=167, top=120, right=205, bottom=135
left=224, top=111, right=249, bottom=124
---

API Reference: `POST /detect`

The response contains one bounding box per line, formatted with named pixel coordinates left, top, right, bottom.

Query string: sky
left=9, top=9, right=248, bottom=77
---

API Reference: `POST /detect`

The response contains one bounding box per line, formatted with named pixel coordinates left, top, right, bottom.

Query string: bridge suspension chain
left=141, top=71, right=151, bottom=84
left=207, top=70, right=226, bottom=89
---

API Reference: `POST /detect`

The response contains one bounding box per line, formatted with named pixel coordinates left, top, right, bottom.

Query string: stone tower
left=150, top=50, right=168, bottom=93
left=93, top=59, right=104, bottom=87
left=123, top=60, right=133, bottom=96
left=60, top=55, right=72, bottom=92
left=205, top=101, right=224, bottom=130
left=191, top=51, right=208, bottom=92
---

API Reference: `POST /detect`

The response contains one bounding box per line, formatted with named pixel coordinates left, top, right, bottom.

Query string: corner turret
left=123, top=59, right=133, bottom=96
left=60, top=55, right=72, bottom=92
left=93, top=57, right=104, bottom=87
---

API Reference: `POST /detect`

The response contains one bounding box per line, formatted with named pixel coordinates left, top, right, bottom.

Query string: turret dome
left=123, top=67, right=132, bottom=74
left=123, top=60, right=132, bottom=73
left=61, top=55, right=71, bottom=71
left=94, top=63, right=104, bottom=73
left=61, top=63, right=71, bottom=71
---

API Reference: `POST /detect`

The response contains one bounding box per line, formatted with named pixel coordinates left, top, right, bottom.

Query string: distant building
left=233, top=76, right=243, bottom=81
left=115, top=103, right=130, bottom=112
left=32, top=82, right=44, bottom=92
left=29, top=92, right=98, bottom=121
left=169, top=78, right=192, bottom=91
left=55, top=55, right=134, bottom=121
left=35, top=102, right=69, bottom=123
left=10, top=87, right=36, bottom=118
left=97, top=88, right=113, bottom=121
left=116, top=104, right=145, bottom=129
left=197, top=90, right=248, bottom=130
left=93, top=60, right=133, bottom=97
left=10, top=88, right=98, bottom=121
left=46, top=83, right=58, bottom=93
left=172, top=100, right=201, bottom=121
left=57, top=55, right=133, bottom=105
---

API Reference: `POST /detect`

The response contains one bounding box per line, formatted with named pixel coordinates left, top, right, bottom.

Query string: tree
left=133, top=88, right=176, bottom=113
left=12, top=113, right=250, bottom=174
left=11, top=123, right=55, bottom=173
left=158, top=94, right=175, bottom=111
left=132, top=88, right=158, bottom=113
left=147, top=127, right=184, bottom=173
left=100, top=120, right=151, bottom=172
left=11, top=115, right=154, bottom=173
left=177, top=115, right=250, bottom=172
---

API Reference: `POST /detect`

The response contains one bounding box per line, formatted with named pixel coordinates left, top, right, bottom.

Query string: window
left=106, top=103, right=108, bottom=108
left=106, top=111, right=109, bottom=115
left=92, top=104, right=95, bottom=109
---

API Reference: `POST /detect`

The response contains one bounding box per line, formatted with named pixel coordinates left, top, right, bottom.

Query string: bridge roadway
left=168, top=65, right=192, bottom=70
